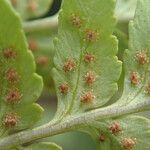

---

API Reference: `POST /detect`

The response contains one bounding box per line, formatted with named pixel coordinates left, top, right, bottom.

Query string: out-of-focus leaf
left=115, top=0, right=137, bottom=22
left=27, top=29, right=57, bottom=93
left=10, top=0, right=53, bottom=20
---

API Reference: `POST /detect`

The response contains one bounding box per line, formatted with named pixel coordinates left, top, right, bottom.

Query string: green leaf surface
left=26, top=142, right=62, bottom=150
left=52, top=0, right=121, bottom=119
left=84, top=1, right=150, bottom=149
left=10, top=0, right=53, bottom=20
left=83, top=115, right=150, bottom=150
left=0, top=0, right=43, bottom=135
left=118, top=0, right=150, bottom=109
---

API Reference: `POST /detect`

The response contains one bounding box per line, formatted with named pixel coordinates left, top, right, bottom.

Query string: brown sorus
left=136, top=51, right=148, bottom=64
left=121, top=138, right=136, bottom=150
left=71, top=14, right=82, bottom=28
left=3, top=113, right=18, bottom=128
left=6, top=68, right=19, bottom=82
left=84, top=71, right=96, bottom=85
left=99, top=134, right=106, bottom=142
left=130, top=72, right=140, bottom=85
left=63, top=58, right=76, bottom=72
left=84, top=53, right=95, bottom=63
left=59, top=83, right=70, bottom=94
left=3, top=48, right=16, bottom=59
left=81, top=91, right=95, bottom=103
left=84, top=29, right=98, bottom=42
left=6, top=89, right=22, bottom=104
left=109, top=122, right=122, bottom=134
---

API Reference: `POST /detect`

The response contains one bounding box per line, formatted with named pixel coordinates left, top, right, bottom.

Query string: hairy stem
left=0, top=100, right=149, bottom=150
left=23, top=15, right=58, bottom=33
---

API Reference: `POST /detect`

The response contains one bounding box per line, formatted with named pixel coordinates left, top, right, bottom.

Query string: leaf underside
left=0, top=0, right=43, bottom=136
left=10, top=0, right=53, bottom=20
left=81, top=0, right=150, bottom=149
left=83, top=115, right=150, bottom=150
left=52, top=0, right=121, bottom=120
left=119, top=0, right=150, bottom=108
left=0, top=0, right=149, bottom=150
